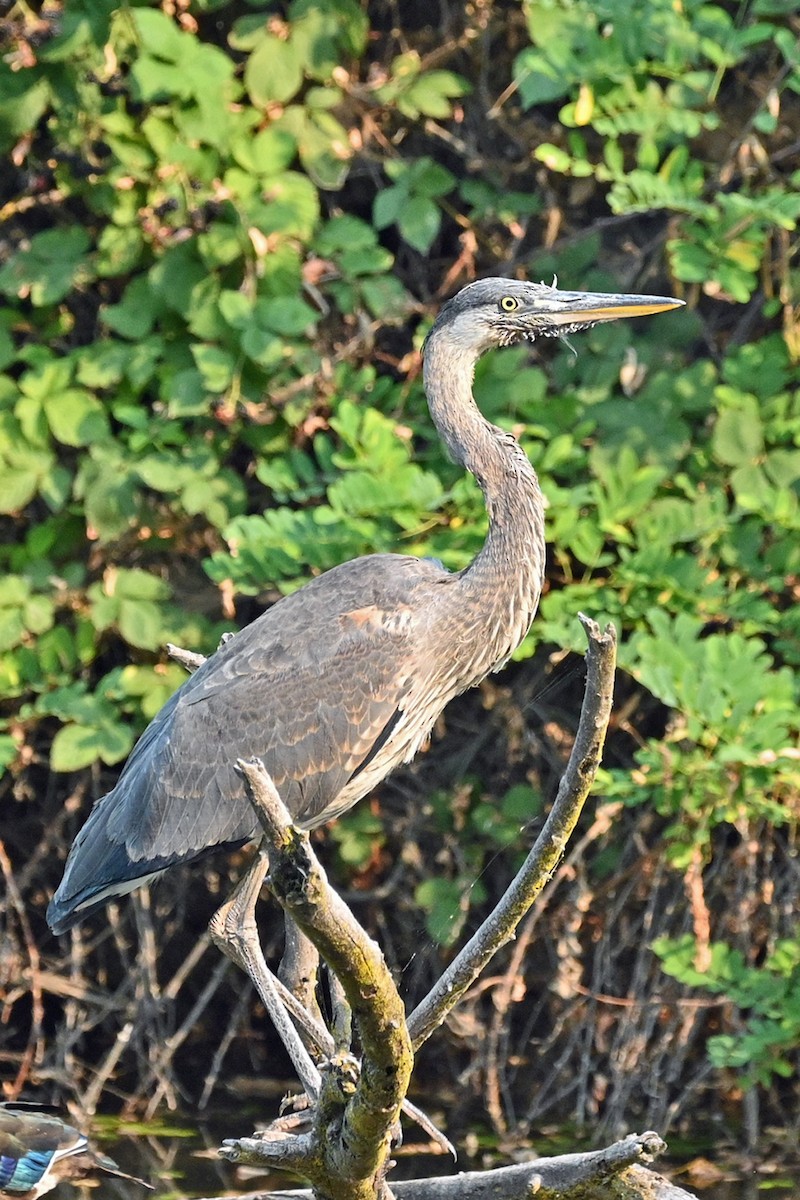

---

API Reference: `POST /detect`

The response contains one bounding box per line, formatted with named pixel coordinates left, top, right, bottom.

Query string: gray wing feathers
left=97, top=554, right=448, bottom=862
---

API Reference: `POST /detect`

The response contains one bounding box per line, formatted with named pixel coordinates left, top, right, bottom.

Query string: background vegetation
left=1, top=0, right=798, bottom=1168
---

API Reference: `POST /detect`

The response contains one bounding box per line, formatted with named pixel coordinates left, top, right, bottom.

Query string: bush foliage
left=1, top=0, right=798, bottom=1149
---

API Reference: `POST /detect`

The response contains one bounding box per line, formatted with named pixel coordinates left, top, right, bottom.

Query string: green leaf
left=730, top=463, right=773, bottom=510
left=296, top=109, right=352, bottom=190
left=44, top=390, right=109, bottom=447
left=330, top=808, right=385, bottom=868
left=23, top=594, right=55, bottom=636
left=255, top=296, right=318, bottom=335
left=373, top=186, right=404, bottom=231
left=245, top=35, right=303, bottom=106
left=401, top=70, right=469, bottom=119
left=240, top=326, right=282, bottom=366
left=131, top=8, right=188, bottom=60
left=95, top=224, right=144, bottom=277
left=166, top=368, right=209, bottom=417
left=415, top=878, right=467, bottom=947
left=764, top=448, right=800, bottom=488
left=0, top=609, right=25, bottom=652
left=0, top=75, right=49, bottom=153
left=51, top=724, right=104, bottom=771
left=712, top=395, right=765, bottom=465
left=196, top=221, right=244, bottom=268
left=51, top=721, right=133, bottom=771
left=118, top=599, right=165, bottom=650
left=114, top=570, right=171, bottom=602
left=233, top=126, right=297, bottom=176
left=408, top=159, right=456, bottom=198
left=103, top=276, right=161, bottom=340
left=149, top=244, right=207, bottom=316
left=359, top=276, right=408, bottom=318
left=289, top=0, right=368, bottom=78
left=0, top=734, right=19, bottom=770
left=219, top=290, right=254, bottom=329
left=534, top=143, right=573, bottom=172
left=398, top=195, right=441, bottom=252
left=0, top=228, right=91, bottom=306
left=190, top=344, right=235, bottom=392
left=0, top=466, right=40, bottom=513
left=78, top=460, right=140, bottom=541
left=514, top=48, right=569, bottom=106
left=75, top=341, right=131, bottom=389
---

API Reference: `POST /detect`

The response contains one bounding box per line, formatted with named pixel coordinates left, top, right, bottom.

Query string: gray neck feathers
left=423, top=328, right=546, bottom=657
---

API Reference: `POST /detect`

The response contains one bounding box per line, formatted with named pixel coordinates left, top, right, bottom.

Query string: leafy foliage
left=373, top=157, right=458, bottom=253
left=654, top=936, right=800, bottom=1087
left=522, top=0, right=800, bottom=302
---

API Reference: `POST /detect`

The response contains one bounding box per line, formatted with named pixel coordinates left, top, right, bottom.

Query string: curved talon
left=278, top=1091, right=313, bottom=1117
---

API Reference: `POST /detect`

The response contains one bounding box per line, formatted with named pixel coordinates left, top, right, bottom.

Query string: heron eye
left=499, top=296, right=521, bottom=312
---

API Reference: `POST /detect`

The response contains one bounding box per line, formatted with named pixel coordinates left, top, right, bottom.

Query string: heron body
left=0, top=1105, right=150, bottom=1198
left=48, top=278, right=682, bottom=935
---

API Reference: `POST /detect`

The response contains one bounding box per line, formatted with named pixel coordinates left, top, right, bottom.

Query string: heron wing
left=133, top=597, right=419, bottom=854
left=51, top=554, right=451, bottom=924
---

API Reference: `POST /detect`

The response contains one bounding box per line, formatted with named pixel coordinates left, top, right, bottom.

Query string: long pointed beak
left=541, top=289, right=685, bottom=326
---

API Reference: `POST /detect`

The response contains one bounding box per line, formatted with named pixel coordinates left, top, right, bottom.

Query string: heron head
left=426, top=277, right=684, bottom=356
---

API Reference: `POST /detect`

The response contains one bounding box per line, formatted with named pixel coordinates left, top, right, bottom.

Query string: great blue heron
left=48, top=277, right=681, bottom=993
left=0, top=1103, right=151, bottom=1197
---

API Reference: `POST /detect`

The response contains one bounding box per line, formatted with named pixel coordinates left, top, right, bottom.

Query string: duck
left=0, top=1104, right=151, bottom=1198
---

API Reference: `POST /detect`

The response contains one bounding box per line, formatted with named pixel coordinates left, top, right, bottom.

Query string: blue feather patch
left=0, top=1147, right=54, bottom=1192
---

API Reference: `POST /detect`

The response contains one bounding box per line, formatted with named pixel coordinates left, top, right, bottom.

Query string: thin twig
left=0, top=841, right=45, bottom=1098
left=144, top=955, right=234, bottom=1119
left=200, top=983, right=255, bottom=1110
left=166, top=643, right=207, bottom=672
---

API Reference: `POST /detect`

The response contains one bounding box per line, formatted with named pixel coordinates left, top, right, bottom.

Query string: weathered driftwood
left=213, top=618, right=698, bottom=1200
left=210, top=1133, right=699, bottom=1199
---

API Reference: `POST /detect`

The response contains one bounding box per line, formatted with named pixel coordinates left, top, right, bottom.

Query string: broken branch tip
left=577, top=611, right=617, bottom=647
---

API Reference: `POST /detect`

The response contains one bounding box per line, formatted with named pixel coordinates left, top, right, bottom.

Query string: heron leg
left=210, top=846, right=455, bottom=1158
left=209, top=842, right=321, bottom=1101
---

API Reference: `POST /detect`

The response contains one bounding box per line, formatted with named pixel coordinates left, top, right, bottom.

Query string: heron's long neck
left=423, top=331, right=546, bottom=659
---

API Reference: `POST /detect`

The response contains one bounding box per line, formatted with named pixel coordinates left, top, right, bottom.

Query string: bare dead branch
left=225, top=759, right=414, bottom=1200
left=271, top=972, right=336, bottom=1058
left=408, top=615, right=617, bottom=1048
left=207, top=621, right=701, bottom=1200
left=166, top=643, right=207, bottom=673
left=231, top=939, right=455, bottom=1159
left=205, top=1132, right=699, bottom=1199
left=327, top=966, right=353, bottom=1053
left=167, top=631, right=235, bottom=674
left=279, top=918, right=325, bottom=1037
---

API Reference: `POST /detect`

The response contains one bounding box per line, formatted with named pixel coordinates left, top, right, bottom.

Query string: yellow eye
left=499, top=295, right=521, bottom=312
